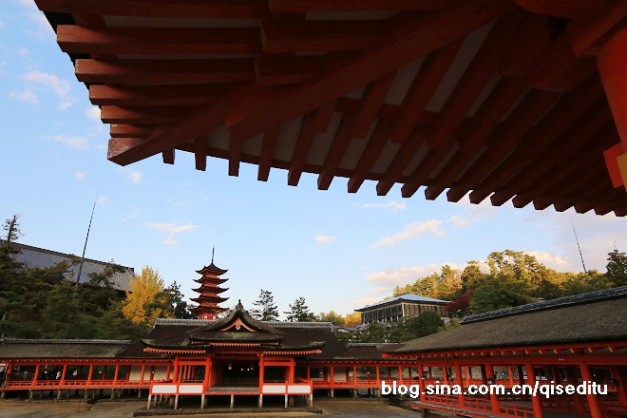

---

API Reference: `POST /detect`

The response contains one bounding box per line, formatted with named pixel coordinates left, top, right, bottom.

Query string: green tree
left=163, top=281, right=194, bottom=319
left=319, top=310, right=345, bottom=325
left=470, top=273, right=532, bottom=313
left=250, top=289, right=279, bottom=321
left=405, top=311, right=443, bottom=338
left=606, top=249, right=627, bottom=287
left=284, top=297, right=316, bottom=322
left=461, top=261, right=484, bottom=290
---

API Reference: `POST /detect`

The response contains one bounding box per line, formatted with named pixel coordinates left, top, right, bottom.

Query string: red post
left=259, top=356, right=265, bottom=389
left=86, top=364, right=94, bottom=386
left=578, top=363, right=603, bottom=418
left=484, top=364, right=500, bottom=414
left=524, top=364, right=544, bottom=418
left=455, top=365, right=465, bottom=408
left=611, top=366, right=627, bottom=408
left=32, top=364, right=40, bottom=389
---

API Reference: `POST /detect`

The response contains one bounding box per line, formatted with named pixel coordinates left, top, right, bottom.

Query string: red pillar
left=32, top=364, right=40, bottom=389
left=173, top=357, right=179, bottom=382
left=484, top=364, right=500, bottom=414
left=86, top=364, right=94, bottom=386
left=611, top=366, right=627, bottom=408
left=597, top=25, right=627, bottom=190
left=259, top=356, right=265, bottom=388
left=579, top=363, right=603, bottom=418
left=524, top=364, right=544, bottom=418
left=455, top=364, right=465, bottom=409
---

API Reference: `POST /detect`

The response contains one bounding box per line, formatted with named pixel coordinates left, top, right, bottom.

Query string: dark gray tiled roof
left=388, top=286, right=627, bottom=354
left=8, top=241, right=134, bottom=292
left=0, top=339, right=131, bottom=359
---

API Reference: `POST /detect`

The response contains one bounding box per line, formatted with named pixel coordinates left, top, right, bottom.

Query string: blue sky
left=2, top=0, right=626, bottom=317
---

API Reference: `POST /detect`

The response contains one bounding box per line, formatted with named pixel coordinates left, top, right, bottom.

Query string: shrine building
left=356, top=293, right=449, bottom=324
left=1, top=258, right=626, bottom=417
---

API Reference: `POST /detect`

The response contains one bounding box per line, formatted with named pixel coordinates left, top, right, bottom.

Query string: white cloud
left=86, top=106, right=101, bottom=121
left=53, top=134, right=88, bottom=149
left=362, top=262, right=466, bottom=301
left=527, top=251, right=569, bottom=269
left=22, top=70, right=76, bottom=109
left=361, top=200, right=406, bottom=212
left=10, top=89, right=37, bottom=103
left=74, top=171, right=87, bottom=180
left=167, top=199, right=191, bottom=209
left=97, top=195, right=109, bottom=205
left=314, top=234, right=336, bottom=244
left=127, top=170, right=143, bottom=184
left=369, top=220, right=444, bottom=248
left=144, top=222, right=198, bottom=245
left=17, top=47, right=30, bottom=57
left=116, top=160, right=146, bottom=183
left=447, top=214, right=473, bottom=228
left=122, top=203, right=140, bottom=222
left=366, top=264, right=442, bottom=286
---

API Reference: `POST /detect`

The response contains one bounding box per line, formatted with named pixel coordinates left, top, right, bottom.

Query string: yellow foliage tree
left=344, top=312, right=362, bottom=327
left=122, top=266, right=170, bottom=326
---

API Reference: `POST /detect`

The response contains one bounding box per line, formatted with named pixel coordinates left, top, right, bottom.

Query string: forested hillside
left=393, top=249, right=627, bottom=315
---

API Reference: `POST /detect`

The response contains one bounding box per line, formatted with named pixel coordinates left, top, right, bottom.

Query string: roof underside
left=35, top=0, right=627, bottom=216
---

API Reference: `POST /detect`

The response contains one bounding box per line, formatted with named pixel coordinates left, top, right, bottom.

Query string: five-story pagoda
left=190, top=251, right=229, bottom=320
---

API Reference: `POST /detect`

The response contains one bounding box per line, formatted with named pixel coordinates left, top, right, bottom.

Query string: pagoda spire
left=190, top=251, right=229, bottom=320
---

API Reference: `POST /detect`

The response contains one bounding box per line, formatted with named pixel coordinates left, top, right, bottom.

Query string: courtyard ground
left=0, top=399, right=442, bottom=418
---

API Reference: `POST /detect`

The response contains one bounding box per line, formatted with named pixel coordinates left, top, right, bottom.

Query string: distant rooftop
left=462, top=285, right=627, bottom=324
left=5, top=241, right=134, bottom=292
left=388, top=285, right=627, bottom=355
left=356, top=293, right=448, bottom=311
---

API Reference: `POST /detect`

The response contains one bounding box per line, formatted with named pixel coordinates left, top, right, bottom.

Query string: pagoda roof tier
left=190, top=305, right=227, bottom=314
left=191, top=295, right=229, bottom=304
left=193, top=276, right=228, bottom=285
left=142, top=301, right=326, bottom=355
left=192, top=286, right=228, bottom=294
left=195, top=262, right=228, bottom=277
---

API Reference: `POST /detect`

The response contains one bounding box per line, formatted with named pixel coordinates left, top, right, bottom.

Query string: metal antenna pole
left=75, top=191, right=98, bottom=285
left=570, top=215, right=588, bottom=274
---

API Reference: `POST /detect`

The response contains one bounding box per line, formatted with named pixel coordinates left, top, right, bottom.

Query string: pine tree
left=250, top=289, right=279, bottom=321
left=284, top=297, right=316, bottom=322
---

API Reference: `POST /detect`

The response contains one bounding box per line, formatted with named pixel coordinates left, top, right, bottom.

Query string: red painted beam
left=262, top=20, right=387, bottom=54
left=36, top=0, right=269, bottom=18
left=347, top=121, right=391, bottom=193
left=318, top=115, right=354, bottom=190
left=258, top=129, right=279, bottom=181
left=268, top=0, right=461, bottom=13
left=108, top=99, right=227, bottom=165
left=90, top=85, right=224, bottom=107
left=76, top=59, right=254, bottom=85
left=229, top=0, right=516, bottom=143
left=351, top=73, right=395, bottom=139
left=58, top=25, right=261, bottom=56
left=389, top=40, right=462, bottom=144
